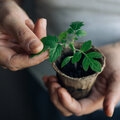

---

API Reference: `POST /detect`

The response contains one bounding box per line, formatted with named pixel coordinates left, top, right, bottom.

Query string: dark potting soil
left=56, top=51, right=97, bottom=78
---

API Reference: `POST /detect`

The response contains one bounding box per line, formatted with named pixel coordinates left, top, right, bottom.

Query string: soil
left=56, top=51, right=98, bottom=78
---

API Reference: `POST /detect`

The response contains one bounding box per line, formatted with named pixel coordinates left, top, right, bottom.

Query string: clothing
left=29, top=0, right=120, bottom=89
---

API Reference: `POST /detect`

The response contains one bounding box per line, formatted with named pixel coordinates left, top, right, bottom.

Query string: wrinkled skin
left=0, top=0, right=48, bottom=70
left=43, top=43, right=120, bottom=117
left=1, top=0, right=120, bottom=118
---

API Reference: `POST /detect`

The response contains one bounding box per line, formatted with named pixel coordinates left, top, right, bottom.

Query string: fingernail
left=109, top=106, right=114, bottom=117
left=105, top=105, right=114, bottom=117
left=40, top=18, right=47, bottom=29
left=29, top=40, right=43, bottom=53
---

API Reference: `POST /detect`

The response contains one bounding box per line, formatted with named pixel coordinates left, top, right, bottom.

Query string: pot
left=52, top=43, right=105, bottom=99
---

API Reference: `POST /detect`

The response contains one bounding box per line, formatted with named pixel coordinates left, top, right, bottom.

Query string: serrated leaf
left=61, top=56, right=72, bottom=68
left=72, top=52, right=82, bottom=64
left=41, top=36, right=58, bottom=48
left=30, top=36, right=57, bottom=58
left=75, top=30, right=87, bottom=37
left=89, top=59, right=101, bottom=72
left=87, top=52, right=102, bottom=58
left=49, top=44, right=63, bottom=62
left=80, top=40, right=92, bottom=52
left=58, top=31, right=67, bottom=42
left=67, top=28, right=74, bottom=34
left=69, top=43, right=75, bottom=51
left=70, top=21, right=84, bottom=30
left=82, top=57, right=90, bottom=71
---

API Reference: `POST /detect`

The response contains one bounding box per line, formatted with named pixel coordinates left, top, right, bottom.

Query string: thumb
left=10, top=19, right=46, bottom=54
left=103, top=73, right=120, bottom=117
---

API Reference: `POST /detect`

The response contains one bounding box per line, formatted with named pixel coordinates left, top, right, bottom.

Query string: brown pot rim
left=52, top=43, right=106, bottom=81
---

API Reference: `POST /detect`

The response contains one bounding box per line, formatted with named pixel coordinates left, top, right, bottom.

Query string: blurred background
left=0, top=0, right=120, bottom=120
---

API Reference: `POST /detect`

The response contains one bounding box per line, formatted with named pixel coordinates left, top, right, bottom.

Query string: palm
left=45, top=43, right=120, bottom=117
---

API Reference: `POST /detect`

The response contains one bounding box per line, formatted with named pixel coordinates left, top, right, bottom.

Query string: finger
left=34, top=18, right=47, bottom=39
left=42, top=76, right=48, bottom=85
left=4, top=18, right=45, bottom=54
left=46, top=76, right=58, bottom=88
left=43, top=76, right=57, bottom=88
left=25, top=19, right=34, bottom=31
left=0, top=32, right=17, bottom=43
left=0, top=47, right=16, bottom=67
left=0, top=39, right=19, bottom=48
left=103, top=73, right=120, bottom=117
left=58, top=86, right=104, bottom=116
left=57, top=87, right=83, bottom=116
left=48, top=81, right=72, bottom=116
left=0, top=33, right=10, bottom=40
left=6, top=51, right=49, bottom=71
left=0, top=46, right=48, bottom=70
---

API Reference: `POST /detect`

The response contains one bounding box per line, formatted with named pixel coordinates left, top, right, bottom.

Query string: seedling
left=31, top=21, right=102, bottom=72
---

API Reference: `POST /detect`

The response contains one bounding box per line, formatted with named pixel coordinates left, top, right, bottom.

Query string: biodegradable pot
left=52, top=43, right=105, bottom=100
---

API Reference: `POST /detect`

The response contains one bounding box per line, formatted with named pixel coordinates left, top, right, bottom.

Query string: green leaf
left=75, top=30, right=87, bottom=37
left=41, top=36, right=58, bottom=48
left=30, top=47, right=47, bottom=58
left=70, top=21, right=84, bottom=30
left=49, top=44, right=63, bottom=62
left=58, top=31, right=67, bottom=42
left=74, top=37, right=78, bottom=40
left=89, top=59, right=101, bottom=72
left=61, top=56, right=72, bottom=68
left=87, top=52, right=102, bottom=58
left=80, top=40, right=92, bottom=52
left=67, top=28, right=74, bottom=34
left=69, top=43, right=75, bottom=52
left=30, top=36, right=58, bottom=58
left=72, top=52, right=82, bottom=64
left=82, top=57, right=90, bottom=71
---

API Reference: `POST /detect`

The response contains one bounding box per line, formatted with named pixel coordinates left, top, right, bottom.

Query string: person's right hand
left=0, top=0, right=48, bottom=71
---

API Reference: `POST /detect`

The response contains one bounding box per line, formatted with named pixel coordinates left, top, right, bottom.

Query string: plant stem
left=75, top=48, right=95, bottom=66
left=71, top=32, right=77, bottom=69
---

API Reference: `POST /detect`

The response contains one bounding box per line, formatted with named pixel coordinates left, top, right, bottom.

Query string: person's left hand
left=43, top=42, right=120, bottom=117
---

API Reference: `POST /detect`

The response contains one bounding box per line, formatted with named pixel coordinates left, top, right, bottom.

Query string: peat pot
left=52, top=43, right=105, bottom=100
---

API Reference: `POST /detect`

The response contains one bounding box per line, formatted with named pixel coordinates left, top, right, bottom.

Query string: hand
left=43, top=43, right=120, bottom=117
left=0, top=0, right=48, bottom=70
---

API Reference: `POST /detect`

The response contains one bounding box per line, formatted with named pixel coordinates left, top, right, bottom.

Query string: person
left=0, top=0, right=120, bottom=119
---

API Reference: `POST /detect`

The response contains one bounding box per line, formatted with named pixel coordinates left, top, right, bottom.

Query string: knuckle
left=112, top=71, right=120, bottom=81
left=50, top=95, right=57, bottom=105
left=62, top=112, right=72, bottom=117
left=7, top=58, right=19, bottom=71
left=74, top=112, right=81, bottom=116
left=17, top=28, right=28, bottom=40
left=8, top=65, right=18, bottom=71
left=49, top=82, right=57, bottom=91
